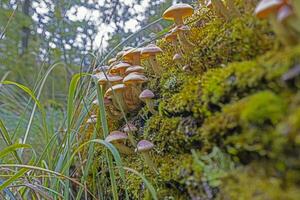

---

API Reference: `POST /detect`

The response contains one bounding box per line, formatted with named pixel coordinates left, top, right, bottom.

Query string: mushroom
left=173, top=25, right=194, bottom=52
left=136, top=140, right=157, bottom=173
left=125, top=65, right=145, bottom=75
left=105, top=84, right=128, bottom=112
left=104, top=96, right=122, bottom=119
left=123, top=123, right=138, bottom=146
left=110, top=62, right=131, bottom=77
left=98, top=74, right=123, bottom=92
left=123, top=73, right=148, bottom=97
left=163, top=3, right=194, bottom=26
left=123, top=48, right=143, bottom=65
left=108, top=57, right=117, bottom=66
left=255, top=0, right=296, bottom=46
left=139, top=89, right=157, bottom=114
left=105, top=131, right=133, bottom=154
left=277, top=4, right=300, bottom=34
left=165, top=29, right=183, bottom=55
left=140, top=44, right=163, bottom=75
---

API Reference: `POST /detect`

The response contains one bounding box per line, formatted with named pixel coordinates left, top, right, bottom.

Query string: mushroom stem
left=148, top=56, right=161, bottom=75
left=145, top=99, right=157, bottom=114
left=225, top=0, right=240, bottom=17
left=174, top=17, right=184, bottom=25
left=112, top=93, right=128, bottom=112
left=211, top=0, right=230, bottom=20
left=141, top=152, right=157, bottom=173
left=269, top=13, right=296, bottom=46
left=177, top=32, right=194, bottom=52
left=115, top=143, right=133, bottom=155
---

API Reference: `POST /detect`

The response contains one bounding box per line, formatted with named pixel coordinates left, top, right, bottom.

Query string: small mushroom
left=108, top=58, right=117, bottom=66
left=110, top=62, right=131, bottom=77
left=123, top=48, right=143, bottom=65
left=255, top=0, right=296, bottom=46
left=173, top=25, right=194, bottom=51
left=139, top=89, right=157, bottom=114
left=123, top=73, right=148, bottom=97
left=163, top=4, right=194, bottom=25
left=123, top=123, right=138, bottom=146
left=136, top=140, right=157, bottom=173
left=105, top=131, right=133, bottom=154
left=125, top=65, right=145, bottom=75
left=277, top=4, right=300, bottom=34
left=105, top=84, right=128, bottom=112
left=98, top=74, right=123, bottom=92
left=141, top=44, right=163, bottom=75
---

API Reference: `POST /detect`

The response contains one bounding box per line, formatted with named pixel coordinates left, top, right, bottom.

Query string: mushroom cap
left=123, top=48, right=142, bottom=60
left=105, top=84, right=126, bottom=96
left=116, top=51, right=125, bottom=59
left=93, top=72, right=106, bottom=80
left=255, top=0, right=285, bottom=19
left=98, top=74, right=123, bottom=85
left=125, top=65, right=145, bottom=75
left=110, top=62, right=131, bottom=74
left=86, top=115, right=97, bottom=124
left=108, top=58, right=117, bottom=65
left=173, top=53, right=182, bottom=61
left=105, top=131, right=128, bottom=143
left=141, top=44, right=163, bottom=58
left=123, top=73, right=148, bottom=85
left=163, top=4, right=194, bottom=21
left=123, top=123, right=137, bottom=132
left=139, top=89, right=155, bottom=101
left=136, top=140, right=154, bottom=152
left=277, top=4, right=294, bottom=23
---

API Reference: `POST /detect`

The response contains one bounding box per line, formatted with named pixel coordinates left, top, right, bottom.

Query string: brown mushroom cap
left=123, top=73, right=148, bottom=85
left=141, top=44, right=163, bottom=59
left=98, top=74, right=123, bottom=85
left=105, top=84, right=126, bottom=96
left=123, top=123, right=137, bottom=133
left=110, top=62, right=131, bottom=74
left=255, top=0, right=284, bottom=19
left=139, top=89, right=155, bottom=101
left=163, top=4, right=194, bottom=21
left=125, top=66, right=144, bottom=75
left=105, top=131, right=128, bottom=143
left=108, top=58, right=117, bottom=65
left=136, top=140, right=154, bottom=152
left=123, top=48, right=142, bottom=62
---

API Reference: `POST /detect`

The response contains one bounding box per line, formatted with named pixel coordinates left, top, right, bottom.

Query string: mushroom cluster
left=92, top=45, right=161, bottom=119
left=255, top=0, right=300, bottom=46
